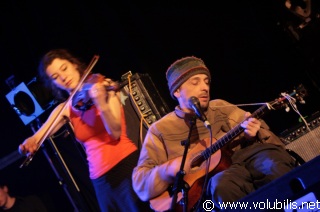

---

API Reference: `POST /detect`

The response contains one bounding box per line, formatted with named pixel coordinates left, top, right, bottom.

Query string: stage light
left=6, top=82, right=45, bottom=125
left=5, top=77, right=55, bottom=126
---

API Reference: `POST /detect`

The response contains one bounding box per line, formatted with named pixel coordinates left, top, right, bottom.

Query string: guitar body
left=149, top=138, right=232, bottom=212
left=182, top=148, right=232, bottom=212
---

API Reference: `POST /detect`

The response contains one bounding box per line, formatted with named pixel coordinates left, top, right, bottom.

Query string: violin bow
left=20, top=55, right=100, bottom=168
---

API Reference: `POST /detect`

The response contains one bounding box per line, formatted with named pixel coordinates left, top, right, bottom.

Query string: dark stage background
left=1, top=1, right=320, bottom=211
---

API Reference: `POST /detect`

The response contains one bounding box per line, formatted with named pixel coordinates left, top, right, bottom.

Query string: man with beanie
left=132, top=56, right=295, bottom=211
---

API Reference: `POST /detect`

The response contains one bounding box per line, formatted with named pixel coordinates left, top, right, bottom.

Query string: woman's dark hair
left=38, top=49, right=87, bottom=101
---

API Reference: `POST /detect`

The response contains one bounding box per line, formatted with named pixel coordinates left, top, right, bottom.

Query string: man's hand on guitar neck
left=240, top=112, right=261, bottom=141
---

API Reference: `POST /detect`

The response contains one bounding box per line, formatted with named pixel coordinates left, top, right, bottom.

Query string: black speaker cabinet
left=119, top=72, right=171, bottom=149
left=280, top=111, right=320, bottom=163
left=228, top=155, right=320, bottom=212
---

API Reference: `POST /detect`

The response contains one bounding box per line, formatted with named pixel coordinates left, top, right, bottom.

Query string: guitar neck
left=203, top=104, right=271, bottom=159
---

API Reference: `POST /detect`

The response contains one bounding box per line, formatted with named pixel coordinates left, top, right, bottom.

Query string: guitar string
left=194, top=128, right=213, bottom=211
left=212, top=98, right=309, bottom=132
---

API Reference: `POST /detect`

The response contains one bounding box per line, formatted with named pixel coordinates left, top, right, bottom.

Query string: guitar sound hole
left=191, top=155, right=205, bottom=168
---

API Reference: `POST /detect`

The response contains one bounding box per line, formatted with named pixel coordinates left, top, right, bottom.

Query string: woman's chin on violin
left=72, top=73, right=120, bottom=111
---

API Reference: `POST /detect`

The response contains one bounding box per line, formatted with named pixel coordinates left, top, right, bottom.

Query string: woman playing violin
left=18, top=49, right=151, bottom=212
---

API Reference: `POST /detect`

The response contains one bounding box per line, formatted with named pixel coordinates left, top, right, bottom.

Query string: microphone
left=188, top=96, right=211, bottom=129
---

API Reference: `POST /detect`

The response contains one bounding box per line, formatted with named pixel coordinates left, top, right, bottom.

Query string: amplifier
left=280, top=111, right=320, bottom=163
left=119, top=72, right=171, bottom=149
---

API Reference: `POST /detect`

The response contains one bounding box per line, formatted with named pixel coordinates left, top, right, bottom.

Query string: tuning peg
left=285, top=105, right=290, bottom=112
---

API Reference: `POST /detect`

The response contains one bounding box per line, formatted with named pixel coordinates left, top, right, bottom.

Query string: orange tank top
left=69, top=104, right=137, bottom=179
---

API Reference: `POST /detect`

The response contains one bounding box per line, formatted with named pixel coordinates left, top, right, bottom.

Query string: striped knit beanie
left=166, top=56, right=211, bottom=99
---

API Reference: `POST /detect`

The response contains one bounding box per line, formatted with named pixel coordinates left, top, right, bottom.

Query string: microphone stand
left=170, top=116, right=196, bottom=212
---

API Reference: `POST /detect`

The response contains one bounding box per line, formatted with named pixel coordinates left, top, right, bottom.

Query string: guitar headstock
left=292, top=84, right=308, bottom=104
left=271, top=84, right=307, bottom=111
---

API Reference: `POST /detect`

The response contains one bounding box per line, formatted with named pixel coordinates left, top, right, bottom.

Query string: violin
left=72, top=73, right=120, bottom=111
